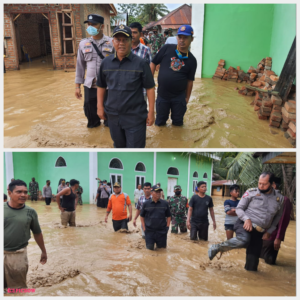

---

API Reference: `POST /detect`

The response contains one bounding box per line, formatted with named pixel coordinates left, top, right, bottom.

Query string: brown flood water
left=4, top=58, right=291, bottom=148
left=6, top=197, right=296, bottom=296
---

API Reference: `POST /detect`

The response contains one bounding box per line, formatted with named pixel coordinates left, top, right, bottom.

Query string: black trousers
left=107, top=114, right=146, bottom=148
left=190, top=221, right=209, bottom=241
left=84, top=86, right=101, bottom=128
left=31, top=195, right=38, bottom=201
left=145, top=228, right=168, bottom=250
left=112, top=218, right=128, bottom=232
left=260, top=239, right=279, bottom=265
left=45, top=197, right=52, bottom=205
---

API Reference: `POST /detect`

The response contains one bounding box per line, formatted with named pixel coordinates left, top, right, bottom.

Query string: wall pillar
left=5, top=152, right=14, bottom=190
left=153, top=152, right=157, bottom=185
left=89, top=152, right=98, bottom=204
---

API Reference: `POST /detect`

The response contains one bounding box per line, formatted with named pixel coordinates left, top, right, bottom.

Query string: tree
left=115, top=4, right=141, bottom=26
left=138, top=4, right=169, bottom=23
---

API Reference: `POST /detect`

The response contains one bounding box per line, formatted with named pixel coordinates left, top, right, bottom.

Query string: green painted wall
left=97, top=152, right=154, bottom=203
left=36, top=152, right=90, bottom=203
left=269, top=4, right=296, bottom=76
left=13, top=152, right=38, bottom=187
left=202, top=4, right=274, bottom=78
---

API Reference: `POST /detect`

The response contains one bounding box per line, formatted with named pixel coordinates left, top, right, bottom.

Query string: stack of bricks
left=212, top=59, right=226, bottom=79
left=282, top=92, right=296, bottom=146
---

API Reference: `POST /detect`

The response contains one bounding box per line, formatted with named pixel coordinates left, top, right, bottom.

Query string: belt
left=252, top=223, right=265, bottom=233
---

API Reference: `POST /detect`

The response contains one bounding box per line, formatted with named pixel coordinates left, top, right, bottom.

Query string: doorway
left=135, top=176, right=145, bottom=189
left=167, top=177, right=177, bottom=197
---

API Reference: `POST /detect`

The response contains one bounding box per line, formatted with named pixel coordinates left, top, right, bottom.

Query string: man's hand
left=128, top=215, right=132, bottom=222
left=75, top=88, right=82, bottom=100
left=262, top=232, right=271, bottom=240
left=142, top=224, right=146, bottom=231
left=231, top=208, right=236, bottom=212
left=185, top=97, right=189, bottom=104
left=40, top=252, right=47, bottom=265
left=133, top=219, right=137, bottom=227
left=146, top=111, right=155, bottom=126
left=274, top=238, right=281, bottom=251
left=105, top=216, right=108, bottom=223
left=243, top=219, right=252, bottom=232
left=213, top=222, right=216, bottom=230
left=59, top=207, right=65, bottom=212
left=187, top=220, right=191, bottom=230
left=97, top=107, right=107, bottom=120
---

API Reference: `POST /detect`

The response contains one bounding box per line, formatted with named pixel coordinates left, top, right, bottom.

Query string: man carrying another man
left=97, top=25, right=156, bottom=148
left=151, top=25, right=197, bottom=126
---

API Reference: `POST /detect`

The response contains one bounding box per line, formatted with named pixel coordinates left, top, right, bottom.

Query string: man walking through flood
left=260, top=177, right=292, bottom=265
left=140, top=185, right=171, bottom=250
left=56, top=179, right=79, bottom=227
left=75, top=14, right=114, bottom=128
left=29, top=177, right=39, bottom=202
left=134, top=184, right=144, bottom=208
left=168, top=185, right=189, bottom=234
left=97, top=25, right=156, bottom=148
left=187, top=181, right=216, bottom=241
left=150, top=25, right=197, bottom=126
left=105, top=182, right=132, bottom=231
left=42, top=180, right=52, bottom=206
left=76, top=184, right=84, bottom=206
left=4, top=180, right=47, bottom=291
left=208, top=172, right=284, bottom=271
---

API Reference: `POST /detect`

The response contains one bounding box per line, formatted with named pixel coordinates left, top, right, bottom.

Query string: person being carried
left=105, top=182, right=132, bottom=232
left=56, top=179, right=79, bottom=228
left=187, top=181, right=216, bottom=241
left=4, top=180, right=47, bottom=291
left=224, top=184, right=240, bottom=240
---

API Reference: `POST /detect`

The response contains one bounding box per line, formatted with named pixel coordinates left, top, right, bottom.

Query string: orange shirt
left=107, top=193, right=131, bottom=220
left=140, top=37, right=145, bottom=45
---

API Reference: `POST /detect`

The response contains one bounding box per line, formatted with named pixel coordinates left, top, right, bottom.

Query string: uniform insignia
left=106, top=41, right=110, bottom=44
left=170, top=57, right=185, bottom=71
left=89, top=16, right=93, bottom=19
left=277, top=197, right=280, bottom=202
left=84, top=48, right=92, bottom=53
left=242, top=191, right=249, bottom=198
left=120, top=24, right=124, bottom=29
left=181, top=26, right=186, bottom=31
left=106, top=54, right=110, bottom=57
left=256, top=194, right=261, bottom=196
left=85, top=42, right=91, bottom=46
left=103, top=47, right=112, bottom=52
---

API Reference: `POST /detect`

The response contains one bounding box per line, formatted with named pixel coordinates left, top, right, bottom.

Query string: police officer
left=148, top=26, right=165, bottom=55
left=168, top=185, right=189, bottom=234
left=75, top=14, right=114, bottom=128
left=29, top=177, right=39, bottom=201
left=208, top=172, right=284, bottom=271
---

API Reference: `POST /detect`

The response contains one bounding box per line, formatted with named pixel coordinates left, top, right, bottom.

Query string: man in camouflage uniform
left=29, top=177, right=39, bottom=201
left=76, top=185, right=83, bottom=205
left=168, top=185, right=189, bottom=234
left=149, top=26, right=165, bottom=55
left=164, top=28, right=174, bottom=42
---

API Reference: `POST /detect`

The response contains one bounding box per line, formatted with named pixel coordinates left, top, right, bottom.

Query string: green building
left=4, top=152, right=213, bottom=203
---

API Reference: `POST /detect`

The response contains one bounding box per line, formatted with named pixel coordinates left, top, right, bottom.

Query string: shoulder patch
left=248, top=188, right=257, bottom=192
left=242, top=191, right=249, bottom=198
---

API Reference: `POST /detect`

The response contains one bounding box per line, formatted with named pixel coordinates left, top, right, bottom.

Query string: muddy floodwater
left=4, top=58, right=291, bottom=148
left=6, top=197, right=296, bottom=296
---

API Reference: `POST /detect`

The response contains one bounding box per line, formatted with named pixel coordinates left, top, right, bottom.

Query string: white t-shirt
left=134, top=189, right=144, bottom=203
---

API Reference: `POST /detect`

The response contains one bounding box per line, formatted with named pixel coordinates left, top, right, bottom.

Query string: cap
left=113, top=182, right=121, bottom=187
left=152, top=185, right=163, bottom=192
left=156, top=182, right=161, bottom=185
left=103, top=180, right=107, bottom=183
left=84, top=14, right=104, bottom=25
left=168, top=28, right=173, bottom=32
left=177, top=25, right=194, bottom=36
left=149, top=31, right=154, bottom=34
left=61, top=180, right=65, bottom=183
left=174, top=185, right=181, bottom=190
left=112, top=25, right=132, bottom=38
left=153, top=26, right=158, bottom=30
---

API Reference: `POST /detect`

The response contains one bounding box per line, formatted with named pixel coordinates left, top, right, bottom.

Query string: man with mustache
left=150, top=25, right=197, bottom=126
left=208, top=172, right=284, bottom=271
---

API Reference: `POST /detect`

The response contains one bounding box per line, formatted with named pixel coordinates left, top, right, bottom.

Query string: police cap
left=84, top=14, right=104, bottom=25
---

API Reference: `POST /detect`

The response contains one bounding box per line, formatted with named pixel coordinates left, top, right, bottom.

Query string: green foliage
left=138, top=4, right=169, bottom=23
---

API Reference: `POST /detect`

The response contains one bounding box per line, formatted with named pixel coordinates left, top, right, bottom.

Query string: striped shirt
left=224, top=199, right=240, bottom=225
left=136, top=194, right=152, bottom=211
left=131, top=43, right=152, bottom=64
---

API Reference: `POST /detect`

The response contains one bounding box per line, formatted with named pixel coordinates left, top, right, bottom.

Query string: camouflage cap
left=168, top=28, right=173, bottom=32
left=153, top=26, right=158, bottom=30
left=174, top=185, right=181, bottom=190
left=113, top=182, right=121, bottom=187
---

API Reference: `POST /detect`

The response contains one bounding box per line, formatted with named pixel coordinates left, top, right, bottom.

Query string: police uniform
left=208, top=187, right=284, bottom=271
left=168, top=185, right=188, bottom=234
left=75, top=14, right=114, bottom=128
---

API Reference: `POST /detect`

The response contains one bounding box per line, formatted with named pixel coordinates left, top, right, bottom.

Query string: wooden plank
left=245, top=85, right=279, bottom=95
left=13, top=13, right=21, bottom=22
left=48, top=12, right=56, bottom=69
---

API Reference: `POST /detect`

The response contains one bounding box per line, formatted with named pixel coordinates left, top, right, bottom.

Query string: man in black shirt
left=150, top=25, right=197, bottom=126
left=97, top=25, right=156, bottom=148
left=140, top=185, right=171, bottom=250
left=187, top=181, right=216, bottom=241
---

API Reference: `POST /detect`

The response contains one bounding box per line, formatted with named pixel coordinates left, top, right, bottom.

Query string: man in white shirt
left=134, top=184, right=144, bottom=208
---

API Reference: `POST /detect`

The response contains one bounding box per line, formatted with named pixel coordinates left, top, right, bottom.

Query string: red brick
left=282, top=114, right=296, bottom=124
left=252, top=81, right=262, bottom=87
left=271, top=95, right=282, bottom=106
left=270, top=112, right=282, bottom=122
left=282, top=106, right=296, bottom=120
left=287, top=128, right=296, bottom=138
left=269, top=120, right=280, bottom=127
left=262, top=98, right=273, bottom=108
left=288, top=121, right=296, bottom=133
left=254, top=105, right=260, bottom=111
left=284, top=101, right=296, bottom=113
left=257, top=112, right=268, bottom=120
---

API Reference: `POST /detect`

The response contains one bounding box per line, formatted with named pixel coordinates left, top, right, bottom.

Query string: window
left=167, top=167, right=179, bottom=176
left=135, top=162, right=146, bottom=172
left=193, top=180, right=198, bottom=192
left=217, top=187, right=221, bottom=192
left=193, top=171, right=198, bottom=178
left=110, top=174, right=123, bottom=189
left=203, top=172, right=208, bottom=179
left=55, top=156, right=67, bottom=167
left=109, top=158, right=123, bottom=169
left=136, top=176, right=145, bottom=188
left=57, top=11, right=75, bottom=55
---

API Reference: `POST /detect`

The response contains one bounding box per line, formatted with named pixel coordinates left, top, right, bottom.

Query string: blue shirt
left=224, top=199, right=240, bottom=225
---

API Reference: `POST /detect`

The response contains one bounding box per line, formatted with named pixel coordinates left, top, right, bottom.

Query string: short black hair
left=4, top=194, right=7, bottom=200
left=129, top=22, right=142, bottom=32
left=46, top=180, right=50, bottom=183
left=70, top=179, right=79, bottom=186
left=107, top=182, right=111, bottom=186
left=143, top=182, right=152, bottom=188
left=66, top=181, right=70, bottom=185
left=260, top=172, right=275, bottom=184
left=197, top=181, right=207, bottom=188
left=273, top=177, right=281, bottom=189
left=8, top=179, right=27, bottom=192
left=164, top=30, right=169, bottom=35
left=230, top=184, right=240, bottom=192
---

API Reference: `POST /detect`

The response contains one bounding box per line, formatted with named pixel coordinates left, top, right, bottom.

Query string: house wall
left=212, top=186, right=223, bottom=196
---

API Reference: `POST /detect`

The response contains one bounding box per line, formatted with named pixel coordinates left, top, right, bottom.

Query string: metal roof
left=212, top=180, right=236, bottom=186
left=253, top=152, right=296, bottom=164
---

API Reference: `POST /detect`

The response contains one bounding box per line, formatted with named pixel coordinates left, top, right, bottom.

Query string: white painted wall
left=191, top=4, right=205, bottom=78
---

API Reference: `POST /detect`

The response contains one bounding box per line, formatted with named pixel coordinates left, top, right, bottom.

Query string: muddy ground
left=5, top=196, right=296, bottom=296
left=4, top=58, right=291, bottom=148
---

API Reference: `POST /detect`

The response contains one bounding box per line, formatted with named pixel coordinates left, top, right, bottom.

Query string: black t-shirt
left=152, top=44, right=197, bottom=100
left=189, top=194, right=214, bottom=223
left=61, top=188, right=76, bottom=212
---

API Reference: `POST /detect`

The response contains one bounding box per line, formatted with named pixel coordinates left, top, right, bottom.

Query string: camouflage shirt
left=149, top=33, right=165, bottom=54
left=29, top=181, right=39, bottom=195
left=77, top=186, right=83, bottom=199
left=168, top=195, right=189, bottom=217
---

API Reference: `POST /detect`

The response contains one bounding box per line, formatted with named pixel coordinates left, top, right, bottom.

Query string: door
left=167, top=177, right=177, bottom=197
left=136, top=176, right=145, bottom=188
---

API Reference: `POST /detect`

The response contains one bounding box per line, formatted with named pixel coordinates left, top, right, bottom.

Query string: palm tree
left=138, top=4, right=169, bottom=23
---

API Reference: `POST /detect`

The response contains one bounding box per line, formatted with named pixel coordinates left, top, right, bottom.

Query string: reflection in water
left=4, top=60, right=291, bottom=148
left=15, top=197, right=295, bottom=296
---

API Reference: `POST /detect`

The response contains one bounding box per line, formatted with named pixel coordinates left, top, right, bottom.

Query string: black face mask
left=259, top=185, right=272, bottom=194
left=175, top=191, right=181, bottom=196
